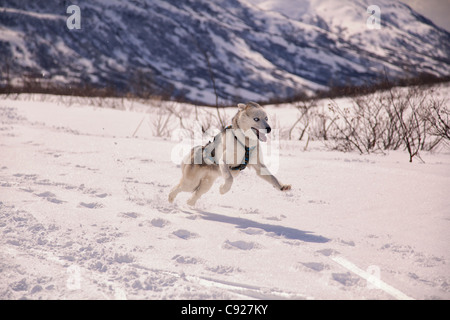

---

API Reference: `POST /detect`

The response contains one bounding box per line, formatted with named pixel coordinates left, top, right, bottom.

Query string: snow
left=244, top=0, right=448, bottom=75
left=2, top=0, right=449, bottom=104
left=0, top=93, right=449, bottom=300
left=0, top=7, right=63, bottom=20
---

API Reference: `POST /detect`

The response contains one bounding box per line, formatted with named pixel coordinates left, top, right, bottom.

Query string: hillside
left=1, top=0, right=449, bottom=103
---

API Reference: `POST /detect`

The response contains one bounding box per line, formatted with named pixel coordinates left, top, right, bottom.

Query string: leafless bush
left=288, top=100, right=315, bottom=141
left=132, top=98, right=174, bottom=138
left=165, top=103, right=193, bottom=132
left=194, top=106, right=216, bottom=134
left=386, top=87, right=425, bottom=161
left=423, top=94, right=450, bottom=144
left=308, top=105, right=338, bottom=141
left=326, top=100, right=373, bottom=153
left=150, top=105, right=173, bottom=138
left=377, top=94, right=403, bottom=151
left=324, top=86, right=447, bottom=162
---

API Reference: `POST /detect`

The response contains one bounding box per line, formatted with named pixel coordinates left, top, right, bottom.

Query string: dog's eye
left=253, top=117, right=260, bottom=122
left=265, top=117, right=268, bottom=121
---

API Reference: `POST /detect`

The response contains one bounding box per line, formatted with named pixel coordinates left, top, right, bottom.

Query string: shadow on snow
left=196, top=209, right=330, bottom=243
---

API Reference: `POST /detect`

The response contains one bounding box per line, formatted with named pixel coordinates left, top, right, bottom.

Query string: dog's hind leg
left=186, top=176, right=216, bottom=206
left=168, top=181, right=183, bottom=203
left=168, top=162, right=202, bottom=203
left=168, top=176, right=199, bottom=203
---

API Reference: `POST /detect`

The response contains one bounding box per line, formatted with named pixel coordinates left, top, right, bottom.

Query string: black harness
left=226, top=125, right=252, bottom=171
left=204, top=125, right=253, bottom=171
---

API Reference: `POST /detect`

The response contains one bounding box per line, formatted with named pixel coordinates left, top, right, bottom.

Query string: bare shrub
left=308, top=104, right=338, bottom=142
left=288, top=100, right=315, bottom=141
left=149, top=100, right=183, bottom=138
left=324, top=86, right=447, bottom=161
left=326, top=98, right=384, bottom=154
left=423, top=93, right=450, bottom=145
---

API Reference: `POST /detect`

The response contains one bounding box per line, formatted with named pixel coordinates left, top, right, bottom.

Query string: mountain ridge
left=1, top=0, right=449, bottom=103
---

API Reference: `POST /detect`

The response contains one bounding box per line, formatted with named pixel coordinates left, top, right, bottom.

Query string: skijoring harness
left=203, top=125, right=256, bottom=171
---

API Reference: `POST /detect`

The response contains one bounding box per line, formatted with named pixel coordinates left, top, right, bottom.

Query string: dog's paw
left=186, top=198, right=197, bottom=207
left=219, top=184, right=230, bottom=195
left=280, top=184, right=291, bottom=191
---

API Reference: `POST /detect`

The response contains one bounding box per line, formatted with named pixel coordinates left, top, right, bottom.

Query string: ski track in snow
left=0, top=98, right=449, bottom=300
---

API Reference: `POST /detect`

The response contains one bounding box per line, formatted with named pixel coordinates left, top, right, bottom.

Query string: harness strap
left=229, top=144, right=250, bottom=171
left=225, top=125, right=254, bottom=171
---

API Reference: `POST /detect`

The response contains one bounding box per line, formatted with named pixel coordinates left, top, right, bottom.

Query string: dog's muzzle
left=251, top=126, right=270, bottom=142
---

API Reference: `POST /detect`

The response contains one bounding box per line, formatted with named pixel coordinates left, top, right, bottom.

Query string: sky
left=401, top=0, right=450, bottom=31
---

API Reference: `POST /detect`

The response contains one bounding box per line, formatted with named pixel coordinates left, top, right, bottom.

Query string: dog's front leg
left=219, top=162, right=233, bottom=194
left=251, top=163, right=291, bottom=191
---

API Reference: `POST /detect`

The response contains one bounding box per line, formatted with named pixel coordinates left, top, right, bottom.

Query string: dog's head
left=235, top=101, right=271, bottom=142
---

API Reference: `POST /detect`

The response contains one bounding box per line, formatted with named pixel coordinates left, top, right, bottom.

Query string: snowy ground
left=0, top=94, right=449, bottom=300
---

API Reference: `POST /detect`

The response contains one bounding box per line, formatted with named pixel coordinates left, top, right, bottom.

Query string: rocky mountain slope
left=1, top=0, right=449, bottom=103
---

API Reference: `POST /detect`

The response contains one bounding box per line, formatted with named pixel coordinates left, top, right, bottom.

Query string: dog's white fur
left=168, top=102, right=291, bottom=206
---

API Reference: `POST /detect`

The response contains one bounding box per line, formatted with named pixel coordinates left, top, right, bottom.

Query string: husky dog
left=168, top=101, right=291, bottom=206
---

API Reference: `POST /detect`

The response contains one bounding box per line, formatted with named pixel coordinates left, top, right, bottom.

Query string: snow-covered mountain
left=1, top=0, right=449, bottom=103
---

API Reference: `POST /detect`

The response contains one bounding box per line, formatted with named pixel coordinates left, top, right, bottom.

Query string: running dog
left=168, top=101, right=291, bottom=206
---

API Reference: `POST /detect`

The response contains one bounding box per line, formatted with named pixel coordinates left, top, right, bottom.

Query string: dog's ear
left=237, top=103, right=246, bottom=110
left=246, top=101, right=261, bottom=108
